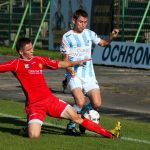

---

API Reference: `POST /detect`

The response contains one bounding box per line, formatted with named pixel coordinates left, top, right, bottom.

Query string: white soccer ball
left=84, top=110, right=100, bottom=124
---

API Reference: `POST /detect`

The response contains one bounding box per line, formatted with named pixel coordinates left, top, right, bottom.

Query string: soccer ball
left=84, top=110, right=100, bottom=124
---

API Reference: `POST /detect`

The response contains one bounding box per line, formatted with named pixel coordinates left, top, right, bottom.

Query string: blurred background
left=0, top=0, right=150, bottom=50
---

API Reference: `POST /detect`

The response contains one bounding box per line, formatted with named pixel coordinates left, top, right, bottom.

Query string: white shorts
left=68, top=76, right=100, bottom=94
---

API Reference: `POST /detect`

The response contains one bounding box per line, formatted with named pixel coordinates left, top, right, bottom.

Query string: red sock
left=81, top=118, right=112, bottom=138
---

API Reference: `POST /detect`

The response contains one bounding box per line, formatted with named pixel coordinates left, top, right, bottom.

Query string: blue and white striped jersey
left=60, top=29, right=101, bottom=81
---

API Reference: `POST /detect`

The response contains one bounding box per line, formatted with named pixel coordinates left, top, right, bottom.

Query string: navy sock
left=81, top=102, right=93, bottom=115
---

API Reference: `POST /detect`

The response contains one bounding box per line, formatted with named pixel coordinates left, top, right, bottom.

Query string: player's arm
left=98, top=28, right=119, bottom=47
left=0, top=59, right=17, bottom=73
left=62, top=54, right=75, bottom=77
left=60, top=38, right=76, bottom=77
left=58, top=58, right=91, bottom=69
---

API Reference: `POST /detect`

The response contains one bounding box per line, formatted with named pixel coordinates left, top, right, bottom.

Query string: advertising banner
left=92, top=42, right=150, bottom=69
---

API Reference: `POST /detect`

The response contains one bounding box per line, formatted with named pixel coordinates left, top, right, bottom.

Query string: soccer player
left=0, top=37, right=121, bottom=139
left=60, top=9, right=119, bottom=135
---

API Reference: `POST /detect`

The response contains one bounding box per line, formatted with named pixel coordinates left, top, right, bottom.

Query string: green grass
left=0, top=46, right=62, bottom=60
left=0, top=99, right=150, bottom=150
left=0, top=46, right=150, bottom=149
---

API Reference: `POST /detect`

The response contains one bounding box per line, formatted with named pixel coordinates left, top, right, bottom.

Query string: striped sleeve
left=87, top=29, right=101, bottom=45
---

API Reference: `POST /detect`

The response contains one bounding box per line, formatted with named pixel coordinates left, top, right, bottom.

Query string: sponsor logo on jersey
left=24, top=64, right=29, bottom=69
left=28, top=70, right=42, bottom=74
left=39, top=63, right=43, bottom=69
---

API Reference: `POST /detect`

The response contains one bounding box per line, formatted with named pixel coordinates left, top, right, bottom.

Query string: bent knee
left=93, top=102, right=101, bottom=109
left=76, top=99, right=85, bottom=108
left=28, top=131, right=40, bottom=139
left=28, top=122, right=41, bottom=139
left=77, top=102, right=84, bottom=108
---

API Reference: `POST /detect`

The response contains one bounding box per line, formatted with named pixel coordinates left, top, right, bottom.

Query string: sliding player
left=0, top=37, right=120, bottom=139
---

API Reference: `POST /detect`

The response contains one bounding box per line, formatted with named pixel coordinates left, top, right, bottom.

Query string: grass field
left=0, top=99, right=150, bottom=150
left=0, top=46, right=150, bottom=149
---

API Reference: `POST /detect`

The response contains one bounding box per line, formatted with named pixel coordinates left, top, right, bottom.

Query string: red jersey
left=0, top=56, right=59, bottom=106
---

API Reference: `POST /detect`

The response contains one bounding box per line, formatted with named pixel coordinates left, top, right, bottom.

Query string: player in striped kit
left=60, top=9, right=119, bottom=135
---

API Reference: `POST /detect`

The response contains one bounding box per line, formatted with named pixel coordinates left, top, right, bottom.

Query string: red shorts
left=25, top=95, right=70, bottom=125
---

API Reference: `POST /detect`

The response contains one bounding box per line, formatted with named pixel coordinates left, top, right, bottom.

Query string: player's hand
left=67, top=67, right=76, bottom=77
left=111, top=29, right=119, bottom=38
left=69, top=58, right=92, bottom=77
left=78, top=58, right=92, bottom=66
left=69, top=69, right=76, bottom=77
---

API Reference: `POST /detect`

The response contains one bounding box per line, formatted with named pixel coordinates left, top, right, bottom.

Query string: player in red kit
left=0, top=37, right=121, bottom=139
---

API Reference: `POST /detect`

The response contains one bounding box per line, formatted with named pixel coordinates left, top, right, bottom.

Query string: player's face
left=19, top=43, right=34, bottom=60
left=73, top=16, right=88, bottom=33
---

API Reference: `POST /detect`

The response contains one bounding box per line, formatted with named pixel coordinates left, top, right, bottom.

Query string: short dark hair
left=73, top=9, right=88, bottom=20
left=16, top=37, right=31, bottom=53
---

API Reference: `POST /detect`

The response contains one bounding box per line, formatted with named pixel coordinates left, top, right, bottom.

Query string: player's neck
left=20, top=56, right=33, bottom=61
left=72, top=29, right=83, bottom=34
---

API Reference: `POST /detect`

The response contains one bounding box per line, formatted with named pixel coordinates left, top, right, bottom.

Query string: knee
left=76, top=101, right=85, bottom=108
left=27, top=123, right=41, bottom=139
left=28, top=131, right=40, bottom=139
left=93, top=101, right=101, bottom=109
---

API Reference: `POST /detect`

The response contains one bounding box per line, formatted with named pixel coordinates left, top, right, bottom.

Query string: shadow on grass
left=42, top=125, right=65, bottom=135
left=0, top=116, right=100, bottom=139
left=0, top=116, right=67, bottom=137
left=0, top=117, right=26, bottom=136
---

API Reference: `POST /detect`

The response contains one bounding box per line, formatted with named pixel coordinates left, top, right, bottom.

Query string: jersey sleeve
left=0, top=59, right=18, bottom=73
left=39, top=56, right=59, bottom=70
left=60, top=36, right=70, bottom=55
left=89, top=30, right=101, bottom=45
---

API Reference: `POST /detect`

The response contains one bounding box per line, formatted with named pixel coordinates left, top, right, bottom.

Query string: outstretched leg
left=81, top=118, right=112, bottom=138
left=62, top=106, right=112, bottom=138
